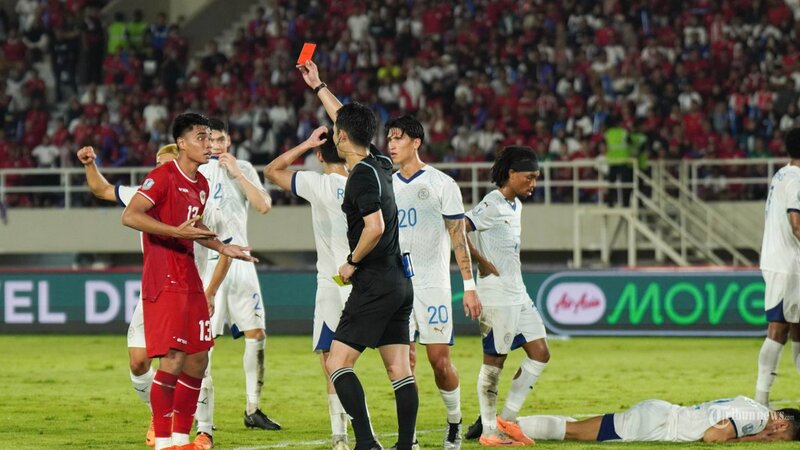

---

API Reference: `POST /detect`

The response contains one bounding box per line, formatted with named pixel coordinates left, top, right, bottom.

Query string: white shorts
left=313, top=283, right=350, bottom=352
left=409, top=287, right=454, bottom=345
left=762, top=271, right=800, bottom=323
left=479, top=298, right=546, bottom=355
left=204, top=258, right=266, bottom=337
left=612, top=400, right=677, bottom=442
left=127, top=298, right=146, bottom=348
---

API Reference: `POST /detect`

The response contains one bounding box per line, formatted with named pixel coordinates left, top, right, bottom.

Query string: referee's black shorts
left=334, top=256, right=413, bottom=350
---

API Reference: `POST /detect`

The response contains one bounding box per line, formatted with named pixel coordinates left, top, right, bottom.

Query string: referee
left=325, top=102, right=417, bottom=450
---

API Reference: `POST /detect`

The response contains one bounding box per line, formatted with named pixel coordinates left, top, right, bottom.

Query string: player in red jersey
left=122, top=112, right=257, bottom=450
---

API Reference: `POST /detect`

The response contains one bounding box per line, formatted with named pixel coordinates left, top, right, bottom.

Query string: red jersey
left=136, top=160, right=209, bottom=301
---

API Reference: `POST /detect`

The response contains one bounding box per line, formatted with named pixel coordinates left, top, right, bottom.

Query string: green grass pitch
left=1, top=335, right=798, bottom=449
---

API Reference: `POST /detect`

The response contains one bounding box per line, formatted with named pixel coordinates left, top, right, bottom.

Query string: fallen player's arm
left=702, top=420, right=737, bottom=442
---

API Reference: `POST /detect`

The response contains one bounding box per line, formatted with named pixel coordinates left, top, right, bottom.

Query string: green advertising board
left=0, top=270, right=767, bottom=336
left=534, top=271, right=766, bottom=336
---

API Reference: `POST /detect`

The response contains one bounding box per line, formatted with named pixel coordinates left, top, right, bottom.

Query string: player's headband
left=510, top=158, right=539, bottom=172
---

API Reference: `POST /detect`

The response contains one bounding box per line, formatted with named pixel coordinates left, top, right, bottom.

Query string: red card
left=296, top=43, right=316, bottom=65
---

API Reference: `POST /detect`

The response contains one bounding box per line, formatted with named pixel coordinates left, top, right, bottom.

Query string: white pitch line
left=231, top=429, right=438, bottom=450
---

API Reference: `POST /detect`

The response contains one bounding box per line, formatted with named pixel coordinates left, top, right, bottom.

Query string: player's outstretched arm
left=703, top=420, right=737, bottom=442
left=446, top=217, right=481, bottom=319
left=77, top=146, right=116, bottom=202
left=264, top=125, right=328, bottom=192
left=204, top=253, right=231, bottom=318
left=194, top=221, right=259, bottom=263
left=298, top=60, right=343, bottom=122
left=217, top=153, right=272, bottom=214
left=122, top=194, right=217, bottom=240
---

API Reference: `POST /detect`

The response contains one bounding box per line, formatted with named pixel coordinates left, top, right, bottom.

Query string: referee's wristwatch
left=347, top=253, right=360, bottom=267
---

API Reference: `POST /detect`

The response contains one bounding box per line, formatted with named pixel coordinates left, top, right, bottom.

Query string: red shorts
left=143, top=290, right=214, bottom=358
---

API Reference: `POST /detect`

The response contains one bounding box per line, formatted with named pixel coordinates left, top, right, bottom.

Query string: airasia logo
left=546, top=282, right=606, bottom=325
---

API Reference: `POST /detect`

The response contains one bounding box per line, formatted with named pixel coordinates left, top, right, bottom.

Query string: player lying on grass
left=515, top=396, right=800, bottom=443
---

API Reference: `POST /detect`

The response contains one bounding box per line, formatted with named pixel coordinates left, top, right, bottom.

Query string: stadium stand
left=1, top=0, right=800, bottom=209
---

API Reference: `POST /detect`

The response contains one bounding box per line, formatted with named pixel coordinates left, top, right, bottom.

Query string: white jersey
left=292, top=170, right=350, bottom=286
left=115, top=184, right=137, bottom=207
left=465, top=189, right=525, bottom=306
left=761, top=164, right=800, bottom=273
left=672, top=396, right=769, bottom=441
left=198, top=157, right=265, bottom=249
left=393, top=165, right=465, bottom=289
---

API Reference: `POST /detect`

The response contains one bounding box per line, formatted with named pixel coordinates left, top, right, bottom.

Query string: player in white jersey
left=265, top=126, right=360, bottom=450
left=386, top=115, right=482, bottom=450
left=517, top=396, right=800, bottom=443
left=463, top=146, right=548, bottom=447
left=194, top=118, right=278, bottom=444
left=77, top=144, right=231, bottom=448
left=756, top=128, right=800, bottom=407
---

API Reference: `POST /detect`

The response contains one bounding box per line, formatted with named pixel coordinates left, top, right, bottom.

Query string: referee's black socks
left=392, top=375, right=419, bottom=450
left=330, top=368, right=377, bottom=449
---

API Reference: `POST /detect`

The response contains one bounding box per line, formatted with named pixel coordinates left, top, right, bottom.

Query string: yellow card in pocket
left=332, top=275, right=351, bottom=286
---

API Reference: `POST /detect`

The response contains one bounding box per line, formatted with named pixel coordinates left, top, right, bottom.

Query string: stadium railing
left=0, top=158, right=782, bottom=208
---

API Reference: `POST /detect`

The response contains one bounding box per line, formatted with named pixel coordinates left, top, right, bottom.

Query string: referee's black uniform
left=335, top=151, right=413, bottom=350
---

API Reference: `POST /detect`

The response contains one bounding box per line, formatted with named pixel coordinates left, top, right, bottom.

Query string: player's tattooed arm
left=446, top=217, right=482, bottom=319
left=445, top=217, right=473, bottom=278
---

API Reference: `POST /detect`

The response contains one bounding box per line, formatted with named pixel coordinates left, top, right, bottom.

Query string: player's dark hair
left=208, top=117, right=228, bottom=134
left=385, top=114, right=425, bottom=144
left=319, top=127, right=345, bottom=164
left=777, top=408, right=800, bottom=440
left=785, top=128, right=800, bottom=159
left=335, top=102, right=376, bottom=149
left=490, top=146, right=539, bottom=188
left=171, top=112, right=210, bottom=142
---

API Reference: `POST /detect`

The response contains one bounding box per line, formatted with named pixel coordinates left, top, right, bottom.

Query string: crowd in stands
left=2, top=0, right=800, bottom=207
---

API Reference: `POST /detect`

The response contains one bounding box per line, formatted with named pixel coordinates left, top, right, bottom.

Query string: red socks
left=172, top=372, right=203, bottom=434
left=150, top=370, right=178, bottom=438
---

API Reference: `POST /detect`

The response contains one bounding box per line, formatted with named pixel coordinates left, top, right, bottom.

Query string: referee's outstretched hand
left=298, top=60, right=321, bottom=88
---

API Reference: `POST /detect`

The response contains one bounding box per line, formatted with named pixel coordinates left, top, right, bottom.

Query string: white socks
left=244, top=337, right=266, bottom=414
left=501, top=358, right=547, bottom=421
left=756, top=338, right=784, bottom=405
left=517, top=415, right=570, bottom=440
left=440, top=385, right=462, bottom=424
left=328, top=393, right=348, bottom=437
left=478, top=364, right=502, bottom=431
left=130, top=367, right=155, bottom=410
left=196, top=373, right=215, bottom=435
left=171, top=432, right=190, bottom=445
left=154, top=437, right=172, bottom=450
